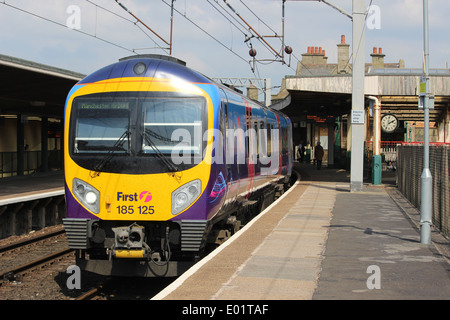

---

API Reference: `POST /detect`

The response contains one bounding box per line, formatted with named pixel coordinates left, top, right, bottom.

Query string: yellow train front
left=63, top=55, right=293, bottom=277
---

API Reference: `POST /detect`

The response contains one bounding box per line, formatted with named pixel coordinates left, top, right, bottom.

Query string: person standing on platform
left=314, top=141, right=324, bottom=170
left=297, top=141, right=305, bottom=163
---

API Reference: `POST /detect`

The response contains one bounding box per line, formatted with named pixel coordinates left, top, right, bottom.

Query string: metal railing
left=397, top=144, right=450, bottom=238
left=0, top=150, right=63, bottom=178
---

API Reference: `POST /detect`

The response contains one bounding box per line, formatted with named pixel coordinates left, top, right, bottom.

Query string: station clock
left=381, top=114, right=398, bottom=133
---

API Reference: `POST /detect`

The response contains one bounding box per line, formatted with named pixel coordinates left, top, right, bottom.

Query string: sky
left=1, top=0, right=449, bottom=99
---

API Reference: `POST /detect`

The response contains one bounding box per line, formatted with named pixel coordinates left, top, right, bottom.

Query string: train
left=63, top=55, right=293, bottom=277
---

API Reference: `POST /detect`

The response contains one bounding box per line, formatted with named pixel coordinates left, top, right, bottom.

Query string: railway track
left=0, top=225, right=174, bottom=300
left=0, top=225, right=66, bottom=255
left=0, top=226, right=72, bottom=283
left=0, top=226, right=80, bottom=299
left=75, top=285, right=104, bottom=300
left=0, top=247, right=74, bottom=283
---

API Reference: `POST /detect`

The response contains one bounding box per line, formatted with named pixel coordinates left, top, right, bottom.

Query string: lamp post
left=420, top=0, right=432, bottom=244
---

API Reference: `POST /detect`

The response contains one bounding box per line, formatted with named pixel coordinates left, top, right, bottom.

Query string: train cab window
left=72, top=100, right=131, bottom=154
left=141, top=97, right=205, bottom=158
left=69, top=93, right=206, bottom=173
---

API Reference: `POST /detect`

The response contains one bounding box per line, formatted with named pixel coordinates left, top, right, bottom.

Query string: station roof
left=0, top=54, right=84, bottom=118
left=282, top=72, right=450, bottom=123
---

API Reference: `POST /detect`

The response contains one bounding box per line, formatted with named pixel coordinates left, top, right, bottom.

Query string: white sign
left=418, top=95, right=435, bottom=110
left=352, top=110, right=365, bottom=124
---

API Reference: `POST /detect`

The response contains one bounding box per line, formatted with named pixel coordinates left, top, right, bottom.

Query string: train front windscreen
left=69, top=92, right=207, bottom=174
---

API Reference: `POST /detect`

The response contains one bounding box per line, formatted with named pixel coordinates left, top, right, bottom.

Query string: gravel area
left=0, top=225, right=105, bottom=300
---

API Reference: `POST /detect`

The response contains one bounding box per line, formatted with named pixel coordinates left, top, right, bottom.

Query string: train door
left=253, top=116, right=261, bottom=177
left=260, top=115, right=278, bottom=175
left=219, top=88, right=240, bottom=202
left=287, top=118, right=294, bottom=175
left=244, top=100, right=254, bottom=197
left=275, top=114, right=282, bottom=175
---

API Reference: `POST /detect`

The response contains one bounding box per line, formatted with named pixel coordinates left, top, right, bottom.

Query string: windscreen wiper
left=142, top=128, right=179, bottom=173
left=91, top=130, right=130, bottom=177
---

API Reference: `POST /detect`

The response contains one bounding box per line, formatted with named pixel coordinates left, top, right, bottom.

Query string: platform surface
left=0, top=171, right=64, bottom=205
left=154, top=163, right=450, bottom=300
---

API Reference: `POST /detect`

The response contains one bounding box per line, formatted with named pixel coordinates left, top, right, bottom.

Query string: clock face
left=381, top=114, right=398, bottom=133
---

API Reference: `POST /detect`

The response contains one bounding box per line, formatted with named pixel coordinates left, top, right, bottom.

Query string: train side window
left=267, top=122, right=272, bottom=157
left=217, top=103, right=224, bottom=161
left=224, top=101, right=228, bottom=130
left=254, top=120, right=259, bottom=157
left=259, top=120, right=266, bottom=158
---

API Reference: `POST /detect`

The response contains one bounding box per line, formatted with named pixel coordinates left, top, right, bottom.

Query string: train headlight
left=175, top=192, right=188, bottom=207
left=171, top=179, right=201, bottom=215
left=133, top=62, right=147, bottom=75
left=73, top=178, right=100, bottom=214
left=85, top=191, right=98, bottom=204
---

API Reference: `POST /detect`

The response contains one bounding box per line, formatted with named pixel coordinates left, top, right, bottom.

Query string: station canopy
left=0, top=54, right=84, bottom=119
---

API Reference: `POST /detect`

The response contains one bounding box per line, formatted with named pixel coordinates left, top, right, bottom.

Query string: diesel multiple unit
left=63, top=55, right=293, bottom=277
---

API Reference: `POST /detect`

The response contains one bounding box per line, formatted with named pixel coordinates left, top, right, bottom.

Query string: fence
left=397, top=144, right=450, bottom=238
left=0, top=150, right=63, bottom=178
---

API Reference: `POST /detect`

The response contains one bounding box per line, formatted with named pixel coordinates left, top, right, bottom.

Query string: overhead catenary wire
left=206, top=0, right=249, bottom=38
left=2, top=0, right=299, bottom=78
left=115, top=0, right=174, bottom=54
left=85, top=0, right=169, bottom=54
left=239, top=0, right=279, bottom=37
left=223, top=0, right=282, bottom=59
left=218, top=0, right=300, bottom=74
left=0, top=0, right=173, bottom=56
left=160, top=0, right=250, bottom=66
left=1, top=0, right=251, bottom=69
left=338, top=0, right=375, bottom=74
left=0, top=1, right=136, bottom=54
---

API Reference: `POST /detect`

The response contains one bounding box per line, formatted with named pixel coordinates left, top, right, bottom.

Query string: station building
left=272, top=35, right=450, bottom=169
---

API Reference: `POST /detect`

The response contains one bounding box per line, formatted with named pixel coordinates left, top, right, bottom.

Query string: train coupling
left=110, top=223, right=148, bottom=259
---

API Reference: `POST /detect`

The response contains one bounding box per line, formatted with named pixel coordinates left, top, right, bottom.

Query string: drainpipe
left=368, top=96, right=382, bottom=185
left=368, top=96, right=381, bottom=155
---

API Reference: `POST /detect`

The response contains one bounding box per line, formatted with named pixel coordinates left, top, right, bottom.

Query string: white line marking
left=0, top=189, right=65, bottom=206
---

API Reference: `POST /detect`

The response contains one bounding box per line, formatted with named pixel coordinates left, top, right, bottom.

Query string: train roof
left=78, top=54, right=212, bottom=85
left=76, top=55, right=289, bottom=119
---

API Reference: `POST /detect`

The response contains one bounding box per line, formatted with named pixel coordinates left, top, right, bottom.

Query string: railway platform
left=0, top=171, right=65, bottom=238
left=0, top=171, right=64, bottom=205
left=154, top=162, right=450, bottom=300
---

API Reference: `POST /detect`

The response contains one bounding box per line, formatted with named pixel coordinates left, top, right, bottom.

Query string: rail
left=0, top=248, right=73, bottom=282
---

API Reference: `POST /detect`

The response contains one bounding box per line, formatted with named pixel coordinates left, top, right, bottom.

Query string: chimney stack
left=297, top=43, right=328, bottom=74
left=337, top=34, right=350, bottom=73
left=371, top=47, right=385, bottom=69
left=247, top=84, right=259, bottom=101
